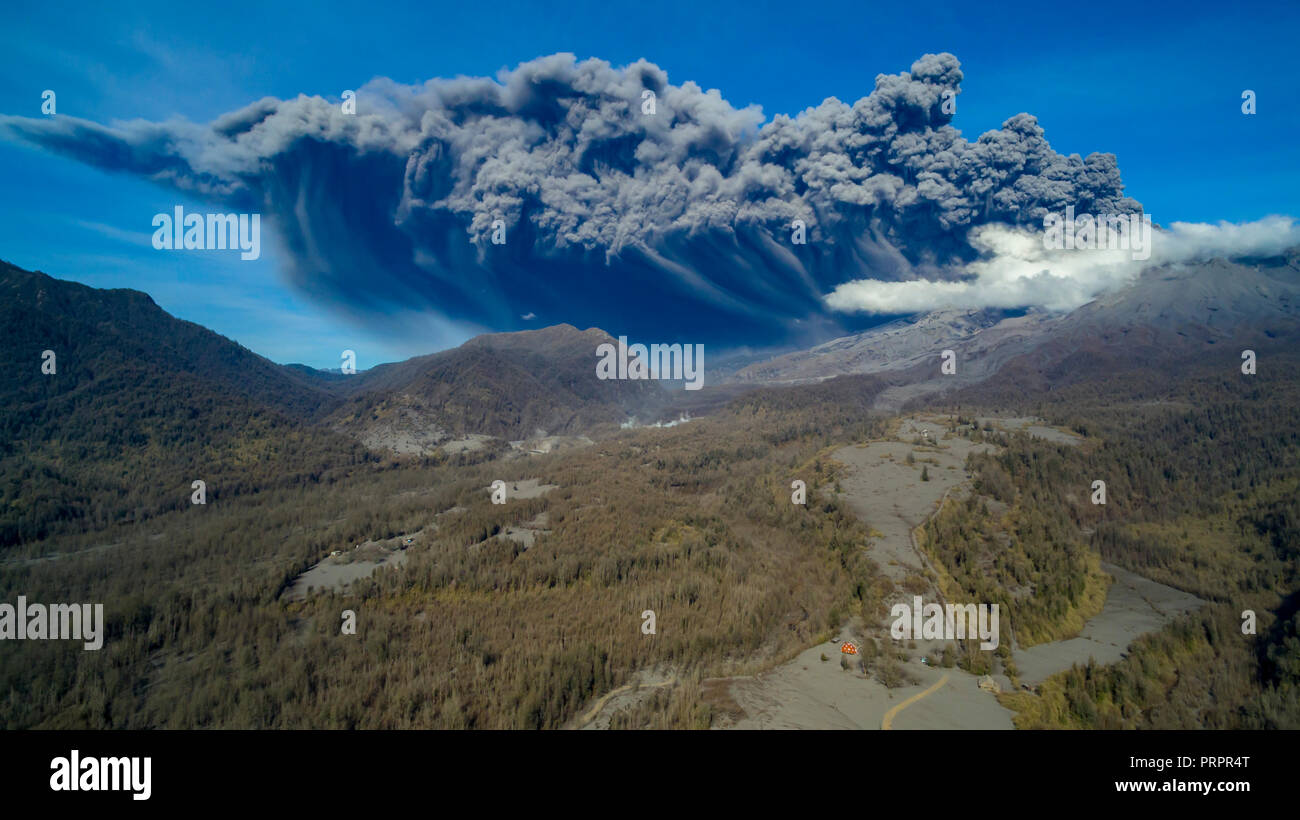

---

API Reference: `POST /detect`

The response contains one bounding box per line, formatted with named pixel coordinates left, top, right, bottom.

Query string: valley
left=705, top=415, right=1201, bottom=730
left=2, top=257, right=1298, bottom=730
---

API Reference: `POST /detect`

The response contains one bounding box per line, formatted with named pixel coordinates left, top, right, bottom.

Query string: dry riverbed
left=706, top=415, right=1201, bottom=730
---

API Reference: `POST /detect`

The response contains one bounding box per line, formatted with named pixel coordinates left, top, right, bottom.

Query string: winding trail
left=881, top=673, right=950, bottom=730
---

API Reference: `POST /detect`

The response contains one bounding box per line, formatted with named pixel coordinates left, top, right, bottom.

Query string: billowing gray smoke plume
left=1, top=52, right=1143, bottom=343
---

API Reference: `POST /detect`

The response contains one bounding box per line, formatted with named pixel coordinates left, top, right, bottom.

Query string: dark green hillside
left=0, top=261, right=370, bottom=547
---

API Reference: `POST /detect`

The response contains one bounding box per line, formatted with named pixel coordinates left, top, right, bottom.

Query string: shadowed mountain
left=1, top=261, right=341, bottom=418
left=0, top=262, right=687, bottom=543
left=327, top=324, right=666, bottom=452
left=0, top=260, right=369, bottom=546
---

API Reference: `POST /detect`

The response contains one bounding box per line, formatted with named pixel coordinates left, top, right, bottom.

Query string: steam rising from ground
left=825, top=216, right=1300, bottom=314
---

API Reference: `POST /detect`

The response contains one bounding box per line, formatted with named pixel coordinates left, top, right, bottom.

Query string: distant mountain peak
left=461, top=322, right=613, bottom=351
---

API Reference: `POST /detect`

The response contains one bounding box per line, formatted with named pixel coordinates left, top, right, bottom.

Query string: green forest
left=953, top=352, right=1300, bottom=728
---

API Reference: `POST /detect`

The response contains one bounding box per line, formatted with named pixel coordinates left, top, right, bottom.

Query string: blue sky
left=2, top=0, right=1297, bottom=368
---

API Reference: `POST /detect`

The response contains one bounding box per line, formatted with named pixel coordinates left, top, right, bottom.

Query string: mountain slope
left=0, top=260, right=680, bottom=545
left=729, top=309, right=1020, bottom=384
left=727, top=252, right=1300, bottom=408
left=0, top=260, right=369, bottom=546
left=1, top=261, right=344, bottom=418
left=967, top=253, right=1300, bottom=401
left=328, top=324, right=664, bottom=452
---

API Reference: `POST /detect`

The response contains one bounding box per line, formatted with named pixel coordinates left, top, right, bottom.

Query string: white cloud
left=824, top=215, right=1300, bottom=315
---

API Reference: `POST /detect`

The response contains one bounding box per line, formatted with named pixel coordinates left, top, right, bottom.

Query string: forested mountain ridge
left=0, top=261, right=373, bottom=547
left=0, top=263, right=686, bottom=547
left=1, top=261, right=343, bottom=417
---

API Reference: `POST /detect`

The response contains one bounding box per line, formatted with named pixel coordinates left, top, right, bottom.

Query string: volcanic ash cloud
left=1, top=52, right=1147, bottom=341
